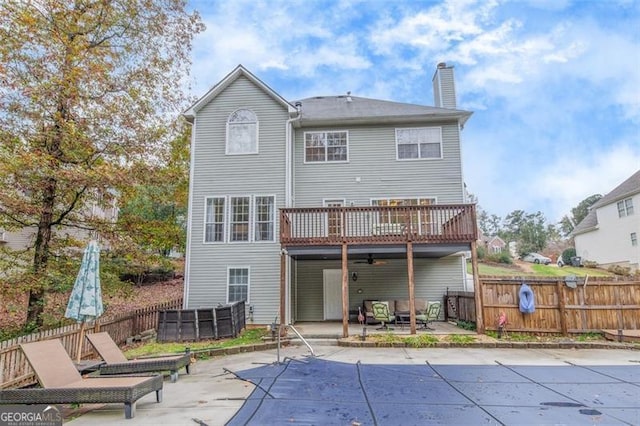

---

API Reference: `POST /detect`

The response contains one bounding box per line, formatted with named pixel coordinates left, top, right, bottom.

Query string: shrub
left=485, top=251, right=513, bottom=264
left=607, top=264, right=631, bottom=276
left=583, top=260, right=598, bottom=268
left=476, top=245, right=486, bottom=260
left=561, top=248, right=576, bottom=265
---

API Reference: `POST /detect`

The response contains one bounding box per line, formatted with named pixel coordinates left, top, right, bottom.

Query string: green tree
left=500, top=210, right=549, bottom=256
left=0, top=0, right=203, bottom=327
left=559, top=194, right=602, bottom=236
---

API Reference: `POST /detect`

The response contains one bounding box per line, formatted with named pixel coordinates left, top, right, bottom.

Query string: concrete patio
left=66, top=342, right=640, bottom=425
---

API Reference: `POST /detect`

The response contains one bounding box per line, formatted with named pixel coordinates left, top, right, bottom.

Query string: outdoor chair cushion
left=0, top=339, right=163, bottom=419
left=86, top=332, right=191, bottom=383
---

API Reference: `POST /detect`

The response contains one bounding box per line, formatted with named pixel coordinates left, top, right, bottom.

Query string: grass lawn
left=124, top=328, right=268, bottom=358
left=468, top=262, right=613, bottom=277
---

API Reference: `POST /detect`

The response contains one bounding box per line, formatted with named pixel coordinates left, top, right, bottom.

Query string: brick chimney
left=432, top=62, right=457, bottom=109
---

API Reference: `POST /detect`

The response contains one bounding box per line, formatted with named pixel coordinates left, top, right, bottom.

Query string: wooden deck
left=280, top=204, right=477, bottom=247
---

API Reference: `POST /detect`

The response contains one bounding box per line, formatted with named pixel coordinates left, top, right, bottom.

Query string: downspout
left=286, top=103, right=301, bottom=208
left=183, top=117, right=197, bottom=309
left=283, top=106, right=301, bottom=325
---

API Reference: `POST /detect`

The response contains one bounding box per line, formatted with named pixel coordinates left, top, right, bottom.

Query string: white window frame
left=227, top=266, right=250, bottom=303
left=631, top=232, right=638, bottom=247
left=617, top=198, right=634, bottom=218
left=226, top=109, right=259, bottom=155
left=395, top=127, right=443, bottom=160
left=229, top=195, right=252, bottom=243
left=303, top=131, right=349, bottom=163
left=203, top=196, right=226, bottom=243
left=253, top=195, right=276, bottom=243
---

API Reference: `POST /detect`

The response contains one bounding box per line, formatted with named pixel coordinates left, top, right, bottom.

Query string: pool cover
left=226, top=357, right=640, bottom=425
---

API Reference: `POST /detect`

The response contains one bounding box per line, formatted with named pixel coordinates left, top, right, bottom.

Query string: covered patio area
left=286, top=320, right=474, bottom=339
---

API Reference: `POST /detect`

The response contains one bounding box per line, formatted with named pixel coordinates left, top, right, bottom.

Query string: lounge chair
left=87, top=332, right=191, bottom=382
left=416, top=301, right=441, bottom=330
left=371, top=301, right=395, bottom=330
left=0, top=339, right=163, bottom=419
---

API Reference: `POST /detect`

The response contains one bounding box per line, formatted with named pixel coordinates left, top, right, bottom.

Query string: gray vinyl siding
left=294, top=257, right=464, bottom=322
left=293, top=122, right=463, bottom=207
left=186, top=76, right=288, bottom=324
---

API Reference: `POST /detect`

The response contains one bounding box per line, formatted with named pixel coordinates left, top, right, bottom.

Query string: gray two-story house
left=183, top=63, right=479, bottom=336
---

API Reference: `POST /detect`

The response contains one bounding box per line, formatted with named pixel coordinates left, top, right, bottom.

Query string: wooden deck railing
left=280, top=204, right=477, bottom=246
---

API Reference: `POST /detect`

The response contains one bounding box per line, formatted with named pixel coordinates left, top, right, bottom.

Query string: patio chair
left=416, top=301, right=441, bottom=330
left=86, top=332, right=191, bottom=383
left=371, top=301, right=394, bottom=330
left=0, top=339, right=163, bottom=419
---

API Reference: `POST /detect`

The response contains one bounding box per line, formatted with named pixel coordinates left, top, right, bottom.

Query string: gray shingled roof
left=571, top=169, right=640, bottom=236
left=295, top=95, right=471, bottom=126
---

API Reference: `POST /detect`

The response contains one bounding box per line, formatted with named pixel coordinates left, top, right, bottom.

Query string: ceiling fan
left=353, top=254, right=387, bottom=265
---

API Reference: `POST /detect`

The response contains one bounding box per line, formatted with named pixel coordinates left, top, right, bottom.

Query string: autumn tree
left=0, top=1, right=203, bottom=327
left=118, top=123, right=191, bottom=257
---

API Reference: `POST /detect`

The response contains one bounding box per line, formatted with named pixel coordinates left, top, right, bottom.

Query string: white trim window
left=617, top=198, right=634, bottom=217
left=229, top=196, right=251, bottom=242
left=227, top=109, right=258, bottom=155
left=304, top=131, right=348, bottom=163
left=254, top=196, right=275, bottom=242
left=396, top=127, right=442, bottom=160
left=631, top=232, right=638, bottom=247
left=227, top=267, right=249, bottom=303
left=204, top=197, right=225, bottom=243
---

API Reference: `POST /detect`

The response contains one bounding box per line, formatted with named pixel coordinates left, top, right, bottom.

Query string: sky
left=187, top=0, right=640, bottom=224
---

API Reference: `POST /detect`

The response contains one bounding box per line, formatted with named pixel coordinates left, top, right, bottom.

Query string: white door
left=323, top=269, right=343, bottom=320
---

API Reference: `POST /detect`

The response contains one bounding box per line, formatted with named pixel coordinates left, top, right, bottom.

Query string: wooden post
left=470, top=241, right=484, bottom=333
left=280, top=251, right=286, bottom=328
left=407, top=241, right=416, bottom=334
left=341, top=242, right=349, bottom=338
left=556, top=279, right=567, bottom=335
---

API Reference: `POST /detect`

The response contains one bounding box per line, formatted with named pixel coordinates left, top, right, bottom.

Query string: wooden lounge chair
left=0, top=339, right=163, bottom=419
left=86, top=332, right=191, bottom=382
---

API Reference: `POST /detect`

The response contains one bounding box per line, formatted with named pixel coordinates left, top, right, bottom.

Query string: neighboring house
left=183, top=63, right=478, bottom=335
left=0, top=196, right=118, bottom=252
left=572, top=170, right=640, bottom=272
left=484, top=235, right=506, bottom=254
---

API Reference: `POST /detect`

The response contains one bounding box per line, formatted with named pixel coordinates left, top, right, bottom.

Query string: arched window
left=226, top=109, right=258, bottom=154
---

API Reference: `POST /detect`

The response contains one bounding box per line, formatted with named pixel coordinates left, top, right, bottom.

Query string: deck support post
left=470, top=241, right=484, bottom=333
left=341, top=242, right=349, bottom=338
left=280, top=251, right=286, bottom=329
left=407, top=241, right=416, bottom=334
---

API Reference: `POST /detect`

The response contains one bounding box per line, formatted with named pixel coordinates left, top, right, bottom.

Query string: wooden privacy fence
left=480, top=277, right=640, bottom=334
left=443, top=290, right=476, bottom=323
left=0, top=297, right=182, bottom=390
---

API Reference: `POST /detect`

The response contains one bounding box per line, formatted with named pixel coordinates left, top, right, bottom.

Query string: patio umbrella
left=65, top=240, right=104, bottom=362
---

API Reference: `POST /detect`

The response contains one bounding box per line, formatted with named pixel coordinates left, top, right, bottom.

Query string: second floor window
left=227, top=109, right=258, bottom=155
left=204, top=197, right=225, bottom=242
left=204, top=195, right=275, bottom=243
left=617, top=198, right=634, bottom=217
left=304, top=131, right=348, bottom=162
left=254, top=196, right=275, bottom=241
left=396, top=127, right=442, bottom=160
left=230, top=196, right=251, bottom=242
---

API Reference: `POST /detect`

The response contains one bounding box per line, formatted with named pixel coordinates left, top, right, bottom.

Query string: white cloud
left=188, top=0, right=640, bottom=227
